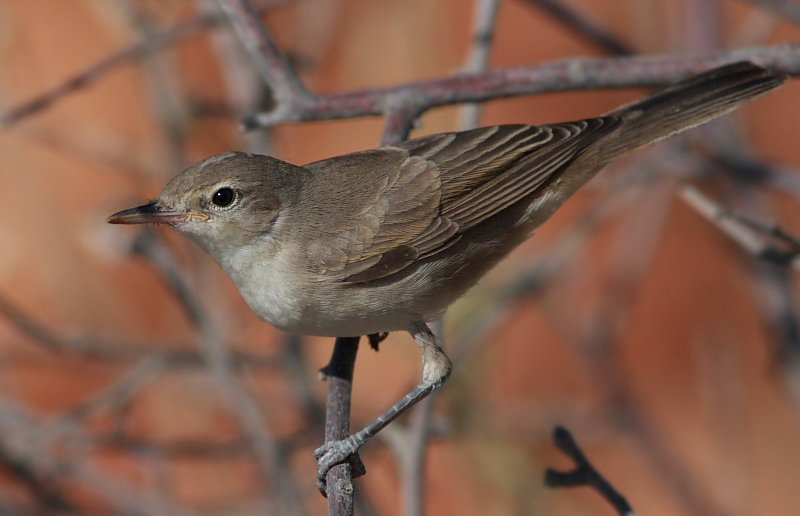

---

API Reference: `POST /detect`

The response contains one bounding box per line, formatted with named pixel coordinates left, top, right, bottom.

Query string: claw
left=314, top=436, right=368, bottom=496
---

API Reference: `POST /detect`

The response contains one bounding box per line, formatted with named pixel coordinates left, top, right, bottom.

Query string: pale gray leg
left=314, top=320, right=452, bottom=494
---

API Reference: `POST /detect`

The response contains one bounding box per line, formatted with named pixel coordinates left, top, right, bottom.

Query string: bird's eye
left=212, top=187, right=236, bottom=207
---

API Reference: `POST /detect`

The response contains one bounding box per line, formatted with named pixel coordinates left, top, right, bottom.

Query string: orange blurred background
left=0, top=0, right=799, bottom=514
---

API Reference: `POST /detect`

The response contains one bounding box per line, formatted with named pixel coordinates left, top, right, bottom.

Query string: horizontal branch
left=244, top=43, right=800, bottom=130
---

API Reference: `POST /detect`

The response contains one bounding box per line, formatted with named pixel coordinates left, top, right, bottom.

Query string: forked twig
left=545, top=426, right=637, bottom=516
left=680, top=184, right=800, bottom=270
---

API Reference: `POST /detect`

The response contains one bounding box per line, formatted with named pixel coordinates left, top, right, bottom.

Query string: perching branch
left=319, top=337, right=364, bottom=516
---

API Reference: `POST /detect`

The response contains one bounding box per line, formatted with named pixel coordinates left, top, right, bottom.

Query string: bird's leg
left=314, top=321, right=452, bottom=495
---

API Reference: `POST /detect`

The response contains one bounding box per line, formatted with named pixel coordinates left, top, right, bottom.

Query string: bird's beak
left=107, top=201, right=207, bottom=225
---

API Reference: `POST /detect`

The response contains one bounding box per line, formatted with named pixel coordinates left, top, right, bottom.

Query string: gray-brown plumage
left=108, top=61, right=788, bottom=493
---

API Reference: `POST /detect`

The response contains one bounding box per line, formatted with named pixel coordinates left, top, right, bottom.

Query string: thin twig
left=400, top=395, right=435, bottom=516
left=680, top=184, right=800, bottom=270
left=459, top=0, right=502, bottom=130
left=0, top=0, right=291, bottom=129
left=0, top=405, right=200, bottom=516
left=518, top=0, right=634, bottom=56
left=545, top=426, right=637, bottom=516
left=216, top=0, right=313, bottom=115
left=21, top=356, right=165, bottom=453
left=0, top=289, right=278, bottom=367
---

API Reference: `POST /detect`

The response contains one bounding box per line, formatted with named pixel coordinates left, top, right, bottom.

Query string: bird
left=108, top=61, right=787, bottom=493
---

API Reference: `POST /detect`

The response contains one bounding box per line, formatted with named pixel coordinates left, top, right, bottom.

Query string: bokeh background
left=1, top=0, right=799, bottom=514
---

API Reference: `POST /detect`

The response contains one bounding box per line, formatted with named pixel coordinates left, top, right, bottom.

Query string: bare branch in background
left=130, top=228, right=306, bottom=516
left=391, top=2, right=503, bottom=514
left=216, top=0, right=313, bottom=117
left=0, top=405, right=201, bottom=516
left=380, top=106, right=423, bottom=146
left=23, top=356, right=165, bottom=452
left=545, top=426, right=637, bottom=516
left=745, top=0, right=800, bottom=25
left=0, top=289, right=278, bottom=367
left=459, top=0, right=502, bottom=130
left=0, top=0, right=291, bottom=129
left=680, top=185, right=800, bottom=270
left=517, top=0, right=634, bottom=56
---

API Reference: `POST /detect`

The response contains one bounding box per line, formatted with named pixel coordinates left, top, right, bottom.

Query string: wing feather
left=313, top=118, right=618, bottom=283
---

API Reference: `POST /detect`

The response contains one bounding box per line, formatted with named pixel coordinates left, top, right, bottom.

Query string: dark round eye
left=212, top=187, right=236, bottom=207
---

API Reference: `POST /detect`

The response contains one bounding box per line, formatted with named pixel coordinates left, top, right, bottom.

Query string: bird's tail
left=598, top=61, right=787, bottom=162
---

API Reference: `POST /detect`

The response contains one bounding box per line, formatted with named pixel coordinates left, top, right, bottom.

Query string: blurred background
left=0, top=0, right=799, bottom=514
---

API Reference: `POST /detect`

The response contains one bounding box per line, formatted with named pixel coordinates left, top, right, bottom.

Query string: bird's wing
left=308, top=119, right=617, bottom=283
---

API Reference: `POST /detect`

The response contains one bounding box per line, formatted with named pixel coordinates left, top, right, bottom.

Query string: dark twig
left=243, top=44, right=800, bottom=129
left=545, top=426, right=636, bottom=516
left=518, top=0, right=634, bottom=56
left=320, top=337, right=363, bottom=514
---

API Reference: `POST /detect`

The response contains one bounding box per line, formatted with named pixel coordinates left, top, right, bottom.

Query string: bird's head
left=108, top=151, right=304, bottom=258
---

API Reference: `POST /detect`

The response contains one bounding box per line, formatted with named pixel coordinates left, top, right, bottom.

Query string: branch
left=216, top=0, right=313, bottom=115
left=0, top=405, right=200, bottom=516
left=518, top=0, right=634, bottom=56
left=545, top=426, right=637, bottom=516
left=0, top=289, right=277, bottom=367
left=24, top=357, right=164, bottom=452
left=458, top=0, right=502, bottom=130
left=244, top=43, right=800, bottom=129
left=0, top=0, right=290, bottom=129
left=680, top=184, right=800, bottom=270
left=319, top=337, right=363, bottom=515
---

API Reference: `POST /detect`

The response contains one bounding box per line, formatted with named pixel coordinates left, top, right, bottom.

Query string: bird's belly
left=227, top=256, right=421, bottom=337
left=242, top=281, right=418, bottom=336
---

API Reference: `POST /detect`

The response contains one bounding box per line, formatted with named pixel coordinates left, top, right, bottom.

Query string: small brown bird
left=108, top=62, right=787, bottom=492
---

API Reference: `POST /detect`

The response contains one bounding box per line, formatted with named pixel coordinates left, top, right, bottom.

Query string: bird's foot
left=367, top=332, right=389, bottom=351
left=314, top=435, right=367, bottom=496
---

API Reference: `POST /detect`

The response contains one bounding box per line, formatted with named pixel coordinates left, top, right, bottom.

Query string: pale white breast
left=220, top=241, right=307, bottom=332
